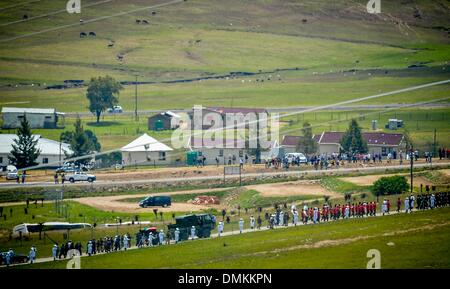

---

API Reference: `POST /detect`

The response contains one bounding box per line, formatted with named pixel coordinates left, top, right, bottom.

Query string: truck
left=167, top=214, right=216, bottom=241
left=66, top=171, right=96, bottom=183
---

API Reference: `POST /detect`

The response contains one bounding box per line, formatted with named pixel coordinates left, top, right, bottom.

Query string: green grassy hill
left=18, top=207, right=450, bottom=269
left=0, top=0, right=448, bottom=150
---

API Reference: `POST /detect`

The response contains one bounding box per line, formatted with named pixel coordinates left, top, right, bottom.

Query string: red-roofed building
left=281, top=131, right=405, bottom=156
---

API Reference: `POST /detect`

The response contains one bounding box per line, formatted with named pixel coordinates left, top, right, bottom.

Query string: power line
left=0, top=0, right=185, bottom=43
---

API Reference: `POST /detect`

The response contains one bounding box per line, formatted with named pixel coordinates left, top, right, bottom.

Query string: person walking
left=239, top=218, right=244, bottom=234
left=250, top=215, right=255, bottom=230
left=218, top=221, right=224, bottom=237
left=174, top=228, right=180, bottom=244
left=190, top=226, right=196, bottom=240
left=52, top=244, right=58, bottom=261
left=29, top=245, right=37, bottom=264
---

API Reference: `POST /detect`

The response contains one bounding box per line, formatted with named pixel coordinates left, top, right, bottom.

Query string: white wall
left=122, top=151, right=172, bottom=166
left=2, top=112, right=56, bottom=129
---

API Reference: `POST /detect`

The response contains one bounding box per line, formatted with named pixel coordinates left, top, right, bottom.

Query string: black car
left=139, top=196, right=171, bottom=208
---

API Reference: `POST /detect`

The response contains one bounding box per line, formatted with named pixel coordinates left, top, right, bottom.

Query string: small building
left=280, top=135, right=307, bottom=154
left=0, top=134, right=72, bottom=167
left=1, top=107, right=64, bottom=129
left=187, top=138, right=247, bottom=165
left=281, top=131, right=405, bottom=157
left=188, top=106, right=269, bottom=130
left=120, top=133, right=173, bottom=166
left=147, top=111, right=181, bottom=131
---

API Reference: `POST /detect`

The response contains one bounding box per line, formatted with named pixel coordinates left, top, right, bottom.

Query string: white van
left=284, top=153, right=308, bottom=164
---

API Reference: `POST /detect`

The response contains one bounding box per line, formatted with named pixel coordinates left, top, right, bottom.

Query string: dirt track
left=246, top=180, right=339, bottom=198
left=340, top=173, right=433, bottom=186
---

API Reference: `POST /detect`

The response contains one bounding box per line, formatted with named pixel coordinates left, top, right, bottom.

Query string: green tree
left=340, top=119, right=367, bottom=154
left=296, top=121, right=317, bottom=155
left=86, top=75, right=122, bottom=123
left=9, top=115, right=41, bottom=168
left=62, top=117, right=101, bottom=164
left=371, top=175, right=410, bottom=196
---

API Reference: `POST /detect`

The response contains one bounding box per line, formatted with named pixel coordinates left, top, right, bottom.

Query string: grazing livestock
left=108, top=42, right=114, bottom=48
left=142, top=20, right=149, bottom=24
left=136, top=19, right=141, bottom=24
left=23, top=15, right=28, bottom=20
left=89, top=32, right=96, bottom=37
left=151, top=11, right=156, bottom=15
left=117, top=54, right=124, bottom=61
left=80, top=32, right=87, bottom=38
left=302, top=19, right=307, bottom=23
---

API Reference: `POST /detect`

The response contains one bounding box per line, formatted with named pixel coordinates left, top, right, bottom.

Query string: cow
left=89, top=32, right=96, bottom=37
left=23, top=14, right=28, bottom=20
left=117, top=54, right=124, bottom=61
left=151, top=11, right=156, bottom=15
left=302, top=19, right=307, bottom=23
left=80, top=32, right=87, bottom=38
left=142, top=20, right=149, bottom=24
left=136, top=19, right=141, bottom=24
left=108, top=42, right=114, bottom=48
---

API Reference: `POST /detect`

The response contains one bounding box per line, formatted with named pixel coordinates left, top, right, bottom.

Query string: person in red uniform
left=397, top=197, right=401, bottom=212
left=386, top=199, right=391, bottom=214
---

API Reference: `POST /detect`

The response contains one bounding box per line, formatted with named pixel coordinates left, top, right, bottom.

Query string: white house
left=0, top=134, right=72, bottom=167
left=1, top=107, right=64, bottom=129
left=120, top=133, right=173, bottom=166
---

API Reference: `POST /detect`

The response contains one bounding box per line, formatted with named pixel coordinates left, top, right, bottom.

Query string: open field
left=14, top=207, right=450, bottom=269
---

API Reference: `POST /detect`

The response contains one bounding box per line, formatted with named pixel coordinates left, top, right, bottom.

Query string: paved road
left=0, top=162, right=448, bottom=189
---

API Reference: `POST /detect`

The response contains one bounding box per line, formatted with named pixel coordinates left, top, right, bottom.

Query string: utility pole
left=433, top=128, right=437, bottom=158
left=134, top=75, right=139, bottom=121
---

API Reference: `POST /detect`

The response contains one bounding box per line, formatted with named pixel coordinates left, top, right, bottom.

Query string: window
left=219, top=149, right=224, bottom=157
left=239, top=150, right=243, bottom=157
left=43, top=158, right=49, bottom=164
left=0, top=157, right=3, bottom=164
left=159, top=151, right=166, bottom=161
left=45, top=116, right=52, bottom=119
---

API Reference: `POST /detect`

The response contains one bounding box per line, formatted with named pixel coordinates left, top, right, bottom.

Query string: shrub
left=371, top=175, right=410, bottom=196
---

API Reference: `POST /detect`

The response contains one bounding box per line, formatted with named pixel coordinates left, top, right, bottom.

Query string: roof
left=121, top=133, right=173, bottom=152
left=206, top=107, right=267, bottom=114
left=1, top=107, right=56, bottom=114
left=189, top=137, right=277, bottom=149
left=0, top=134, right=72, bottom=155
left=282, top=131, right=404, bottom=147
left=281, top=135, right=302, bottom=147
left=362, top=132, right=404, bottom=146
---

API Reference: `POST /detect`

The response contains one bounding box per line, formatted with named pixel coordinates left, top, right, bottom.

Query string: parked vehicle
left=168, top=214, right=215, bottom=241
left=107, top=105, right=123, bottom=113
left=0, top=251, right=29, bottom=265
left=139, top=196, right=171, bottom=208
left=65, top=171, right=96, bottom=183
left=1, top=165, right=19, bottom=180
left=285, top=153, right=308, bottom=164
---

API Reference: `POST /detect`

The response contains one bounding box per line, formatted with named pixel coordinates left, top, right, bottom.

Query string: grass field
left=16, top=207, right=450, bottom=269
